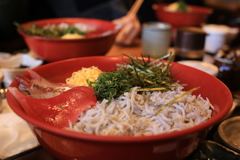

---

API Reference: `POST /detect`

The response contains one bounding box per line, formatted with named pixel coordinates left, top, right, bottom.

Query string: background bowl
left=18, top=18, right=119, bottom=62
left=152, top=4, right=213, bottom=28
left=6, top=56, right=232, bottom=160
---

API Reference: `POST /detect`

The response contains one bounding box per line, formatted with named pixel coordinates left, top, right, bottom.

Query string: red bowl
left=17, top=18, right=119, bottom=62
left=6, top=56, right=232, bottom=160
left=152, top=4, right=213, bottom=28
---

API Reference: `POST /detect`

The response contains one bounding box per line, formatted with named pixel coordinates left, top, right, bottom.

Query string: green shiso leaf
left=88, top=53, right=176, bottom=103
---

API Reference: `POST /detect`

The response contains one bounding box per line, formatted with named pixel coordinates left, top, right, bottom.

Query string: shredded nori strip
left=89, top=53, right=176, bottom=102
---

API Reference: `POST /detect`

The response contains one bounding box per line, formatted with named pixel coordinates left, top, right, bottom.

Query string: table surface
left=2, top=39, right=240, bottom=160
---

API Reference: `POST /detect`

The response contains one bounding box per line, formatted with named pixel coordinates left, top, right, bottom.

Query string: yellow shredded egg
left=66, top=66, right=102, bottom=86
left=165, top=2, right=190, bottom=12
left=61, top=33, right=85, bottom=39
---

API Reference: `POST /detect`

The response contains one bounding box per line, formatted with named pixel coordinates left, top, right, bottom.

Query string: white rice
left=68, top=84, right=214, bottom=136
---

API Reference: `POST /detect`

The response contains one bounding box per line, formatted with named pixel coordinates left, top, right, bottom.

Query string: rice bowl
left=6, top=55, right=232, bottom=160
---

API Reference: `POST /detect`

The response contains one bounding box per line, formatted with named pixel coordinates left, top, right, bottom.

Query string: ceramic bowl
left=0, top=69, right=3, bottom=112
left=1, top=54, right=43, bottom=87
left=17, top=18, right=120, bottom=62
left=218, top=116, right=240, bottom=153
left=177, top=60, right=219, bottom=77
left=0, top=53, right=22, bottom=68
left=152, top=4, right=212, bottom=28
left=6, top=56, right=232, bottom=160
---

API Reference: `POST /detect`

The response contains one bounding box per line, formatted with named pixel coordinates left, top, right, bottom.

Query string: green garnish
left=89, top=53, right=176, bottom=102
left=155, top=87, right=200, bottom=116
left=177, top=0, right=188, bottom=12
left=14, top=22, right=86, bottom=38
left=88, top=71, right=132, bottom=102
left=57, top=105, right=65, bottom=109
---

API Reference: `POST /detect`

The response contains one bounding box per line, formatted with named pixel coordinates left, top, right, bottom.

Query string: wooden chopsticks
left=127, top=0, right=144, bottom=15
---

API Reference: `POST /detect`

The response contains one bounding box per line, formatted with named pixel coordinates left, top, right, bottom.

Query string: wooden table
left=106, top=38, right=142, bottom=57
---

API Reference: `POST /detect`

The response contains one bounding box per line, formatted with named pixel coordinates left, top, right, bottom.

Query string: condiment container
left=174, top=27, right=207, bottom=61
left=214, top=47, right=240, bottom=93
left=142, top=22, right=172, bottom=58
left=202, top=24, right=230, bottom=55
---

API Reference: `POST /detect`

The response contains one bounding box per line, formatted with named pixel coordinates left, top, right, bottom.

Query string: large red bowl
left=152, top=4, right=213, bottom=28
left=6, top=56, right=232, bottom=160
left=17, top=18, right=119, bottom=62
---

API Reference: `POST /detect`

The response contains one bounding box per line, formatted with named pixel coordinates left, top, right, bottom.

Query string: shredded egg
left=66, top=66, right=102, bottom=86
left=61, top=33, right=85, bottom=39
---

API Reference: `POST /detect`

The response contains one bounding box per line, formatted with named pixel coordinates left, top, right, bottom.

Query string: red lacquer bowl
left=17, top=18, right=119, bottom=62
left=152, top=4, right=213, bottom=28
left=6, top=56, right=232, bottom=160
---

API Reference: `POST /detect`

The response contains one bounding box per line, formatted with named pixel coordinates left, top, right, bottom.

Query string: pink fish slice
left=14, top=69, right=76, bottom=99
left=8, top=86, right=97, bottom=128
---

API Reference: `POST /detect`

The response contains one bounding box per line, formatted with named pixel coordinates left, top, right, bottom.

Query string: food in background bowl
left=165, top=1, right=190, bottom=12
left=16, top=22, right=96, bottom=39
left=6, top=54, right=232, bottom=160
left=153, top=3, right=212, bottom=28
left=17, top=18, right=120, bottom=62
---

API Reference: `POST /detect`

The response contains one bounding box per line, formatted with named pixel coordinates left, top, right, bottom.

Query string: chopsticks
left=127, top=0, right=144, bottom=15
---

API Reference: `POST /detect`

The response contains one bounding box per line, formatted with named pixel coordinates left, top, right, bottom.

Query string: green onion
left=155, top=87, right=200, bottom=116
left=89, top=53, right=176, bottom=102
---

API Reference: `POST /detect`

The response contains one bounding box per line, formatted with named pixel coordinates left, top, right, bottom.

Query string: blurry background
left=0, top=0, right=240, bottom=53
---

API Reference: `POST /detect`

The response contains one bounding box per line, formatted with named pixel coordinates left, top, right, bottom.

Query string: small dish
left=0, top=53, right=22, bottom=68
left=0, top=70, right=3, bottom=112
left=218, top=116, right=240, bottom=153
left=1, top=54, right=43, bottom=87
left=186, top=140, right=240, bottom=160
left=177, top=60, right=219, bottom=77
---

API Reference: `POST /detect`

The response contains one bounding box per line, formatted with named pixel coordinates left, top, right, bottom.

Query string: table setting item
left=218, top=116, right=240, bottom=153
left=17, top=18, right=120, bottom=62
left=202, top=24, right=231, bottom=55
left=0, top=53, right=43, bottom=88
left=152, top=3, right=212, bottom=29
left=142, top=22, right=172, bottom=58
left=177, top=60, right=219, bottom=77
left=5, top=54, right=233, bottom=160
left=0, top=70, right=3, bottom=113
left=174, top=27, right=207, bottom=61
left=0, top=53, right=22, bottom=68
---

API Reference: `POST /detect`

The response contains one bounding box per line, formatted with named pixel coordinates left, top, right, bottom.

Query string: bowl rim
left=152, top=3, right=213, bottom=15
left=218, top=116, right=240, bottom=152
left=17, top=17, right=120, bottom=41
left=6, top=56, right=233, bottom=143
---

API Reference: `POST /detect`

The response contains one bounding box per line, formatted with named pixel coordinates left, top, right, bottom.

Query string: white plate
left=177, top=60, right=219, bottom=77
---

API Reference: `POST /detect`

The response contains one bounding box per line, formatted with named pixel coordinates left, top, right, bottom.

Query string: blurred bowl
left=1, top=54, right=43, bottom=87
left=218, top=116, right=240, bottom=153
left=17, top=18, right=120, bottom=62
left=0, top=53, right=22, bottom=68
left=0, top=69, right=3, bottom=83
left=152, top=4, right=212, bottom=28
left=0, top=69, right=3, bottom=111
left=6, top=56, right=232, bottom=160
